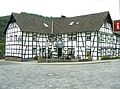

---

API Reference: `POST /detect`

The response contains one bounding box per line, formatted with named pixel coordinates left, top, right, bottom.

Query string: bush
left=47, top=58, right=60, bottom=63
left=88, top=55, right=92, bottom=61
left=33, top=56, right=38, bottom=60
left=0, top=55, right=4, bottom=59
left=79, top=59, right=91, bottom=62
left=37, top=56, right=45, bottom=63
left=111, top=56, right=120, bottom=59
left=101, top=55, right=110, bottom=60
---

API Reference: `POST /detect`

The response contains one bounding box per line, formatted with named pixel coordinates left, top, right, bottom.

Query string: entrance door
left=48, top=48, right=52, bottom=59
left=58, top=48, right=62, bottom=58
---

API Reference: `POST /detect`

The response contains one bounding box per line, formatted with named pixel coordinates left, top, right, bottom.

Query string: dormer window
left=69, top=21, right=74, bottom=26
left=76, top=21, right=79, bottom=25
left=43, top=23, right=48, bottom=27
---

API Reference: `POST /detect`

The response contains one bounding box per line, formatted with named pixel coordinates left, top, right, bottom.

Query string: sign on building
left=114, top=20, right=120, bottom=33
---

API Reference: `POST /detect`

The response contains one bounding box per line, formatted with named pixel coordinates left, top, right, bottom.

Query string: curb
left=1, top=59, right=120, bottom=65
left=36, top=59, right=120, bottom=65
left=27, top=59, right=120, bottom=65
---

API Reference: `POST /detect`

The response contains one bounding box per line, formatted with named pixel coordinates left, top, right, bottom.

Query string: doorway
left=58, top=48, right=62, bottom=58
left=48, top=48, right=52, bottom=59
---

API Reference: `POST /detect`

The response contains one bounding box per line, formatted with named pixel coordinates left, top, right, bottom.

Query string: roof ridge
left=4, top=11, right=111, bottom=34
left=67, top=11, right=109, bottom=18
left=11, top=11, right=109, bottom=20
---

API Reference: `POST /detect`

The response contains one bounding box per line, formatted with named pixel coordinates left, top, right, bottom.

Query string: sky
left=0, top=0, right=119, bottom=20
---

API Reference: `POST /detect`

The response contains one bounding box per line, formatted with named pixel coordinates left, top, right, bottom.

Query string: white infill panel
left=5, top=23, right=22, bottom=57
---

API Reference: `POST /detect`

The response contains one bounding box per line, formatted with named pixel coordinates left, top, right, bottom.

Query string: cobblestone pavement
left=0, top=60, right=120, bottom=89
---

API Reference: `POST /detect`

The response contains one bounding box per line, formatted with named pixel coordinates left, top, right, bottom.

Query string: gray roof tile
left=5, top=11, right=111, bottom=34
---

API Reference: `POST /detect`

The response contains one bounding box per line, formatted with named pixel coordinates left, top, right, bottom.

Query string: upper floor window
left=68, top=34, right=77, bottom=41
left=68, top=34, right=72, bottom=41
left=86, top=33, right=91, bottom=41
left=14, top=35, right=17, bottom=42
left=48, top=35, right=53, bottom=42
left=18, top=35, right=22, bottom=42
left=9, top=35, right=13, bottom=42
left=72, top=34, right=77, bottom=41
left=58, top=35, right=62, bottom=41
left=33, top=36, right=37, bottom=41
left=33, top=33, right=37, bottom=42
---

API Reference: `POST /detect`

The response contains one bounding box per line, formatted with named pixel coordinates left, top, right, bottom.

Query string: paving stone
left=0, top=61, right=120, bottom=89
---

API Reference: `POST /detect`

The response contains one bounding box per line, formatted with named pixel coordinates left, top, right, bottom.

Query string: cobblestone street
left=0, top=60, right=120, bottom=89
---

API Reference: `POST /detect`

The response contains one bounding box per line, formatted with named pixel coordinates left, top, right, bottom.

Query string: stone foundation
left=5, top=56, right=22, bottom=62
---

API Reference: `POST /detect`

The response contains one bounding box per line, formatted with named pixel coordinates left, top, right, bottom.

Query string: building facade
left=4, top=11, right=120, bottom=61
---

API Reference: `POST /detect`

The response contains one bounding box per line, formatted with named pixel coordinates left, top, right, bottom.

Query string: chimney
left=60, top=15, right=66, bottom=18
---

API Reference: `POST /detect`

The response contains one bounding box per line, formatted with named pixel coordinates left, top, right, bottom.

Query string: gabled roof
left=13, top=13, right=52, bottom=34
left=4, top=11, right=112, bottom=34
left=54, top=11, right=111, bottom=34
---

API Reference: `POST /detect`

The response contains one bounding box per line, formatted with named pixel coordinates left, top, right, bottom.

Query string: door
left=48, top=48, right=52, bottom=59
left=58, top=48, right=62, bottom=58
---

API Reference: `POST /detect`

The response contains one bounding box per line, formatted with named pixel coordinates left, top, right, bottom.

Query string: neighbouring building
left=4, top=11, right=120, bottom=61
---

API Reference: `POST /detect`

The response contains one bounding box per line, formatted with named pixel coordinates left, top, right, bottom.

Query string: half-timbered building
left=4, top=11, right=120, bottom=61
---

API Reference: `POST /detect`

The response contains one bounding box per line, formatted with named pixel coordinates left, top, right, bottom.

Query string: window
left=86, top=49, right=91, bottom=56
left=18, top=35, right=22, bottom=42
left=76, top=21, right=79, bottom=25
left=118, top=50, right=120, bottom=56
left=68, top=35, right=72, bottom=41
left=72, top=34, right=77, bottom=41
left=33, top=33, right=37, bottom=36
left=43, top=23, right=48, bottom=27
left=33, top=33, right=37, bottom=42
left=86, top=33, right=91, bottom=41
left=68, top=34, right=77, bottom=41
left=68, top=48, right=75, bottom=55
left=54, top=48, right=57, bottom=52
left=33, top=48, right=37, bottom=55
left=48, top=35, right=53, bottom=42
left=33, top=36, right=36, bottom=41
left=69, top=21, right=74, bottom=26
left=10, top=35, right=13, bottom=42
left=99, top=34, right=104, bottom=42
left=14, top=35, right=17, bottom=42
left=54, top=36, right=57, bottom=41
left=58, top=35, right=62, bottom=41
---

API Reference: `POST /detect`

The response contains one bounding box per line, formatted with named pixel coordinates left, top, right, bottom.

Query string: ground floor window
left=86, top=49, right=91, bottom=56
left=67, top=48, right=75, bottom=58
left=118, top=49, right=120, bottom=56
left=33, top=48, right=37, bottom=55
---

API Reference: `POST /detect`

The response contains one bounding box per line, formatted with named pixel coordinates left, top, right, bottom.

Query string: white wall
left=98, top=22, right=117, bottom=59
left=5, top=23, right=22, bottom=57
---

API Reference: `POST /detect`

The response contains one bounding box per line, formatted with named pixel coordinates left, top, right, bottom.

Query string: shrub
left=88, top=55, right=92, bottom=61
left=33, top=56, right=38, bottom=60
left=0, top=55, right=4, bottom=59
left=47, top=58, right=60, bottom=63
left=79, top=59, right=91, bottom=62
left=37, top=56, right=45, bottom=63
left=111, top=56, right=120, bottom=59
left=101, top=55, right=110, bottom=60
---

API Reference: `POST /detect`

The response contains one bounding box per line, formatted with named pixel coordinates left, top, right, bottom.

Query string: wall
left=98, top=22, right=117, bottom=59
left=5, top=23, right=22, bottom=58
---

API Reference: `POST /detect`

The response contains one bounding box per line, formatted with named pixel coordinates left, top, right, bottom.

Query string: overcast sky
left=0, top=0, right=119, bottom=20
